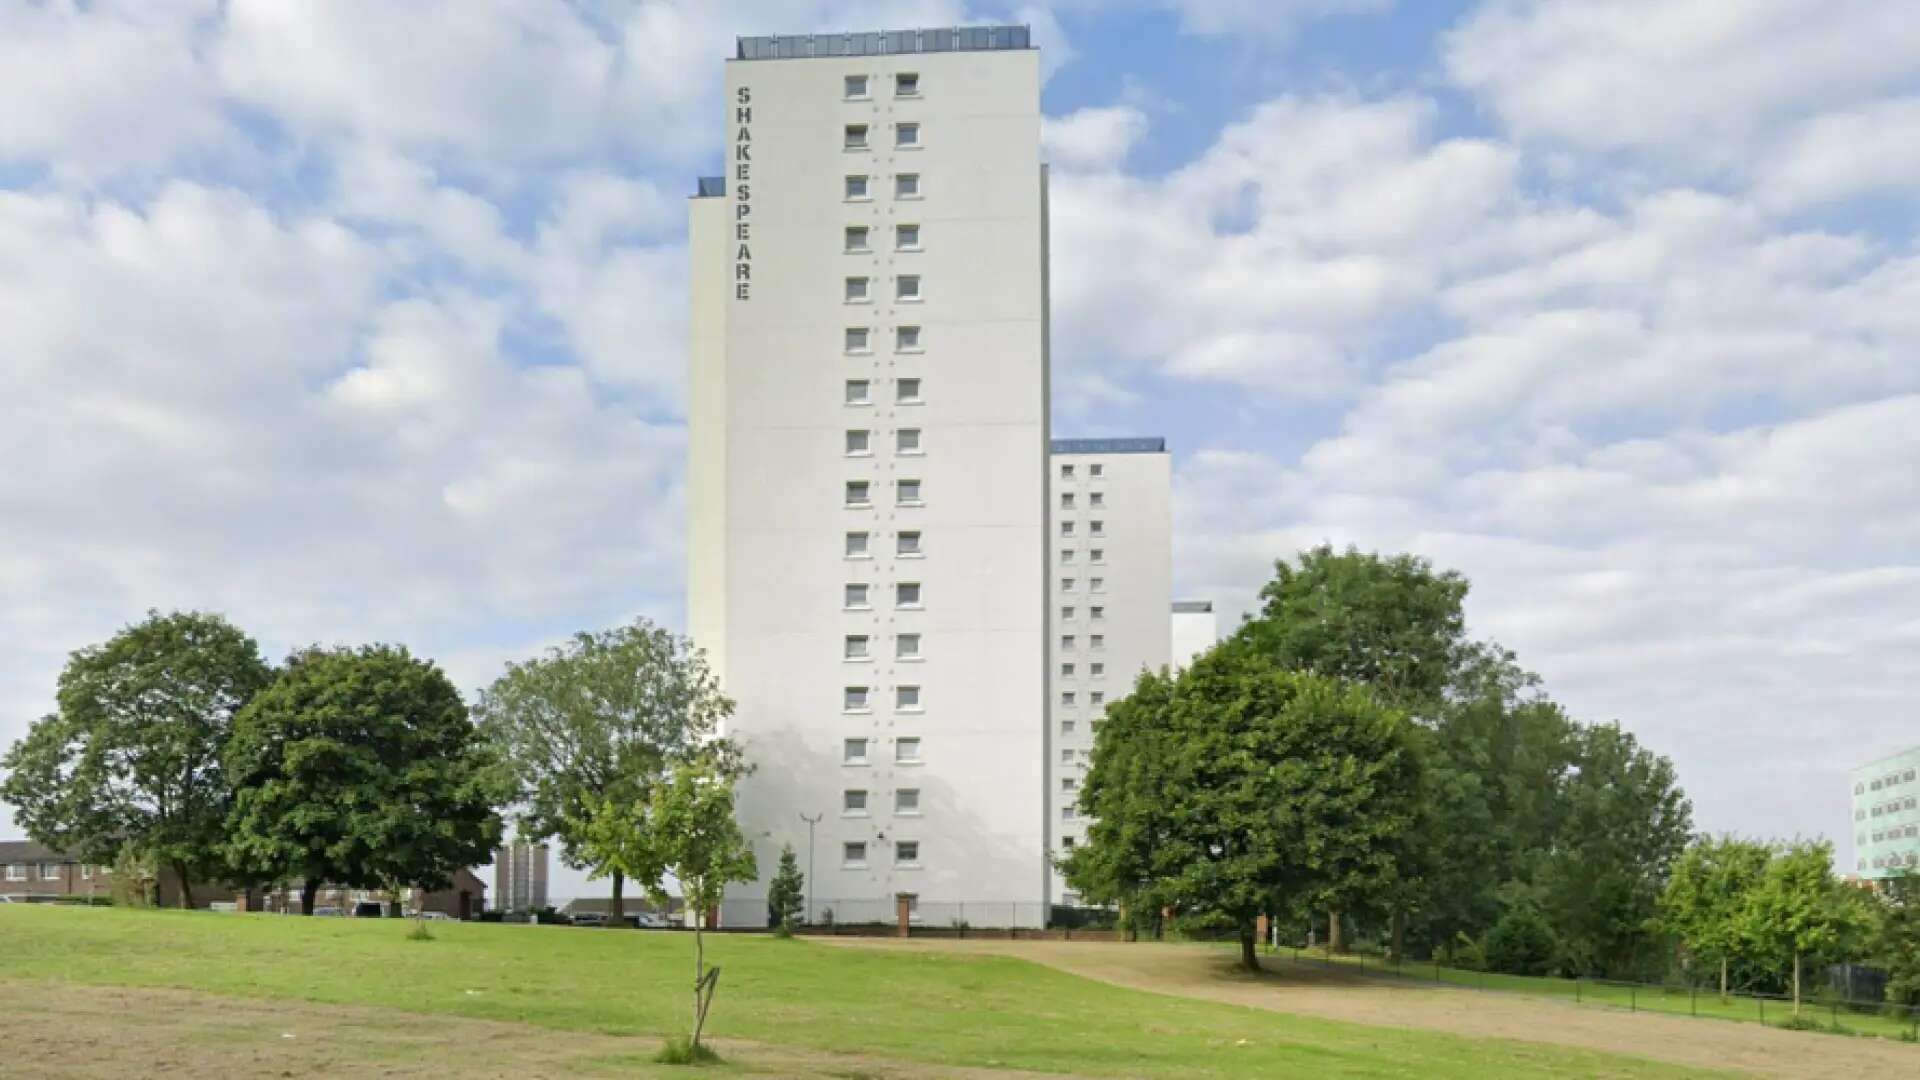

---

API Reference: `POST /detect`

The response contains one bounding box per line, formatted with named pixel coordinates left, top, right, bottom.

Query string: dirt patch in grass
left=0, top=979, right=1070, bottom=1080
left=823, top=938, right=1920, bottom=1077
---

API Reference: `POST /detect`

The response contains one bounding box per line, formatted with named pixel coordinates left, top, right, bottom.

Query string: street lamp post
left=799, top=812, right=823, bottom=925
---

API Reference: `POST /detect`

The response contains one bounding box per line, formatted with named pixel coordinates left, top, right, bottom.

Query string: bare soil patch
left=824, top=937, right=1920, bottom=1076
left=0, top=979, right=1070, bottom=1080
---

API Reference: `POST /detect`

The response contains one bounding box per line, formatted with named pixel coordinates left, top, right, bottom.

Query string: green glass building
left=1852, top=746, right=1920, bottom=879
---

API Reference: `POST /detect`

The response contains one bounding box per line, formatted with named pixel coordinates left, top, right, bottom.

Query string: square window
left=1090, top=548, right=1105, bottom=563
left=845, top=635, right=870, bottom=660
left=845, top=327, right=871, bottom=353
left=844, top=737, right=869, bottom=764
left=1061, top=493, right=1075, bottom=509
left=1062, top=805, right=1078, bottom=821
left=845, top=276, right=870, bottom=302
left=896, top=685, right=922, bottom=710
left=846, top=480, right=871, bottom=506
left=1061, top=464, right=1075, bottom=479
left=896, top=737, right=922, bottom=763
left=846, top=379, right=871, bottom=404
left=897, top=478, right=923, bottom=505
left=846, top=430, right=871, bottom=455
left=1060, top=549, right=1076, bottom=563
left=1061, top=635, right=1076, bottom=650
left=845, top=583, right=870, bottom=609
left=1090, top=577, right=1105, bottom=593
left=897, top=377, right=922, bottom=404
left=1090, top=520, right=1105, bottom=536
left=845, top=75, right=869, bottom=99
left=845, top=174, right=869, bottom=200
left=843, top=841, right=868, bottom=866
left=1061, top=691, right=1076, bottom=707
left=896, top=224, right=921, bottom=250
left=897, top=633, right=922, bottom=659
left=1060, top=522, right=1075, bottom=537
left=897, top=275, right=921, bottom=300
left=846, top=531, right=871, bottom=557
left=1062, top=836, right=1076, bottom=851
left=1060, top=749, right=1074, bottom=763
left=1090, top=464, right=1104, bottom=478
left=1091, top=606, right=1106, bottom=621
left=844, top=789, right=868, bottom=813
left=896, top=173, right=920, bottom=198
left=846, top=226, right=871, bottom=252
left=896, top=122, right=920, bottom=147
left=844, top=686, right=870, bottom=711
left=897, top=428, right=922, bottom=453
left=897, top=325, right=922, bottom=350
left=1090, top=492, right=1105, bottom=508
left=1061, top=606, right=1076, bottom=620
left=896, top=788, right=920, bottom=813
left=1063, top=778, right=1077, bottom=791
left=896, top=840, right=920, bottom=865
left=1061, top=719, right=1076, bottom=734
left=897, top=582, right=922, bottom=607
left=1061, top=577, right=1076, bottom=592
left=1091, top=662, right=1105, bottom=678
left=1091, top=634, right=1105, bottom=649
left=845, top=124, right=869, bottom=150
left=1091, top=691, right=1106, bottom=707
left=1062, top=662, right=1076, bottom=677
left=895, top=73, right=919, bottom=96
left=897, top=531, right=922, bottom=556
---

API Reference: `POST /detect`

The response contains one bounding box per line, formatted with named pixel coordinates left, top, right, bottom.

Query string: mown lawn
left=0, top=906, right=1726, bottom=1078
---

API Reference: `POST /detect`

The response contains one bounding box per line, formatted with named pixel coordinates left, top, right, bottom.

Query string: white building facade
left=1048, top=439, right=1171, bottom=903
left=688, top=27, right=1052, bottom=927
left=1171, top=599, right=1220, bottom=668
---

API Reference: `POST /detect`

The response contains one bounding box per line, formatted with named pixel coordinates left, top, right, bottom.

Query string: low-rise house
left=0, top=841, right=109, bottom=901
left=259, top=869, right=487, bottom=920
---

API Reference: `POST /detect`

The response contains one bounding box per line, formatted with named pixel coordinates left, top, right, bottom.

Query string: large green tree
left=1739, top=840, right=1870, bottom=1014
left=1, top=610, right=270, bottom=907
left=1660, top=835, right=1771, bottom=999
left=475, top=619, right=734, bottom=924
left=1235, top=546, right=1470, bottom=948
left=1064, top=647, right=1420, bottom=971
left=224, top=646, right=505, bottom=915
left=1537, top=723, right=1693, bottom=977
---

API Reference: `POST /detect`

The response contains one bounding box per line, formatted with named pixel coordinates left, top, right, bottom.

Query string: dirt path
left=0, top=979, right=1071, bottom=1080
left=823, top=938, right=1920, bottom=1076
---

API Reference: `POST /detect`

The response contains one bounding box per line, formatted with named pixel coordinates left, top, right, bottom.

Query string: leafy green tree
left=1482, top=902, right=1560, bottom=976
left=1065, top=648, right=1420, bottom=971
left=1870, top=872, right=1920, bottom=1006
left=1237, top=545, right=1470, bottom=712
left=1740, top=840, right=1870, bottom=1014
left=475, top=619, right=733, bottom=926
left=767, top=844, right=806, bottom=933
left=1, top=610, right=270, bottom=907
left=1235, top=546, right=1469, bottom=948
left=1536, top=722, right=1693, bottom=978
left=1660, top=835, right=1771, bottom=999
left=224, top=646, right=505, bottom=915
left=577, top=754, right=757, bottom=1057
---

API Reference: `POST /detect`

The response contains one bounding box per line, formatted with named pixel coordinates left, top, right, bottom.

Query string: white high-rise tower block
left=688, top=26, right=1050, bottom=927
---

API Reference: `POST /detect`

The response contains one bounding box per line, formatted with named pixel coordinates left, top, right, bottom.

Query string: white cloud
left=1758, top=97, right=1920, bottom=211
left=1044, top=106, right=1149, bottom=171
left=1445, top=0, right=1920, bottom=168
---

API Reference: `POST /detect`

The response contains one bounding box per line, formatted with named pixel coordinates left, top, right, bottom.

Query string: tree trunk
left=172, top=861, right=196, bottom=909
left=1238, top=920, right=1261, bottom=972
left=609, top=870, right=625, bottom=928
left=300, top=879, right=320, bottom=916
left=1719, top=956, right=1728, bottom=1003
left=1792, top=951, right=1801, bottom=1015
left=693, top=923, right=705, bottom=1045
left=1328, top=907, right=1345, bottom=953
left=1389, top=909, right=1405, bottom=963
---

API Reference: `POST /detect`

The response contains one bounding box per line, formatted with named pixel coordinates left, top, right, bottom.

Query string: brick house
left=0, top=841, right=111, bottom=901
left=257, top=868, right=487, bottom=919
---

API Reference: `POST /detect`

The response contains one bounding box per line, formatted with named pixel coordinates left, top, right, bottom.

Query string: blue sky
left=4, top=0, right=1919, bottom=899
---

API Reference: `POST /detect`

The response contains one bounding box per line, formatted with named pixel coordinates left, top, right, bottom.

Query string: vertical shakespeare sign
left=734, top=85, right=753, bottom=300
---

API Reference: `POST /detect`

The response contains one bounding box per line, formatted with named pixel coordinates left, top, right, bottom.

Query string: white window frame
left=845, top=480, right=872, bottom=507
left=845, top=74, right=870, bottom=100
left=895, top=122, right=921, bottom=148
left=845, top=226, right=871, bottom=253
left=845, top=379, right=871, bottom=405
left=5, top=863, right=24, bottom=882
left=896, top=582, right=923, bottom=609
left=845, top=174, right=870, bottom=201
left=896, top=275, right=922, bottom=302
left=846, top=531, right=871, bottom=559
left=896, top=325, right=923, bottom=352
left=844, top=738, right=869, bottom=765
left=845, top=326, right=872, bottom=354
left=896, top=789, right=921, bottom=815
left=845, top=429, right=871, bottom=456
left=896, top=531, right=923, bottom=557
left=844, top=635, right=871, bottom=661
left=843, top=789, right=870, bottom=816
left=845, top=582, right=871, bottom=610
left=896, top=478, right=923, bottom=506
left=896, top=685, right=923, bottom=712
left=896, top=378, right=923, bottom=404
left=843, top=842, right=868, bottom=868
left=897, top=428, right=922, bottom=454
left=895, top=173, right=921, bottom=199
left=896, top=633, right=922, bottom=660
left=895, top=840, right=921, bottom=866
left=896, top=737, right=923, bottom=764
left=845, top=123, right=870, bottom=150
left=845, top=276, right=871, bottom=303
left=896, top=223, right=921, bottom=251
left=895, top=72, right=920, bottom=97
left=844, top=686, right=871, bottom=712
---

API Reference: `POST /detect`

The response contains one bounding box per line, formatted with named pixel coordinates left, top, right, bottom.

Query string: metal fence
left=1263, top=945, right=1920, bottom=1041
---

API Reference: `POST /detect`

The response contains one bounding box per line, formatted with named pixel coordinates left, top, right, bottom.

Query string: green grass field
left=0, top=905, right=1724, bottom=1079
left=1265, top=946, right=1920, bottom=1041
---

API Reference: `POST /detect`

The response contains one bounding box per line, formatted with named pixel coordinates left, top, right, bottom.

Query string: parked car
left=570, top=911, right=608, bottom=928
left=411, top=910, right=453, bottom=921
left=351, top=901, right=386, bottom=918
left=311, top=906, right=345, bottom=917
left=634, top=912, right=669, bottom=929
left=0, top=894, right=15, bottom=903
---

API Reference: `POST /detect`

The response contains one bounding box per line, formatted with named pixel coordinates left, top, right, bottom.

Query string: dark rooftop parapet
left=736, top=25, right=1031, bottom=61
left=1050, top=437, right=1167, bottom=455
